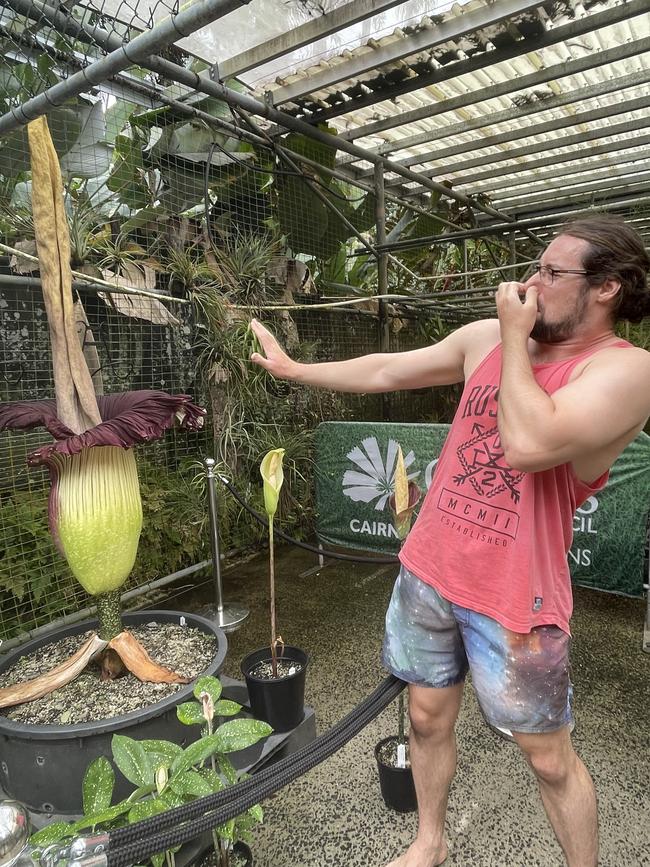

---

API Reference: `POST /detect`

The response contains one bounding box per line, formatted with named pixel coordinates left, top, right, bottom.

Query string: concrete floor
left=173, top=546, right=650, bottom=867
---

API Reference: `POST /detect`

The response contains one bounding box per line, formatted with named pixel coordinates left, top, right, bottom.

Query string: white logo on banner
left=342, top=437, right=419, bottom=511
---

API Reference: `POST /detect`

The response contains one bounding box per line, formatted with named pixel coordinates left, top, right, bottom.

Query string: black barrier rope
left=218, top=475, right=399, bottom=565
left=106, top=675, right=404, bottom=867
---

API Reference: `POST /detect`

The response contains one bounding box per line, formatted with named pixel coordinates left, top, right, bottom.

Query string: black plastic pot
left=0, top=610, right=227, bottom=814
left=374, top=735, right=418, bottom=813
left=187, top=840, right=253, bottom=867
left=241, top=645, right=307, bottom=733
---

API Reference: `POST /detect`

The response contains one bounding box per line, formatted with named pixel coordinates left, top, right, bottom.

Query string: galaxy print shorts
left=382, top=566, right=573, bottom=734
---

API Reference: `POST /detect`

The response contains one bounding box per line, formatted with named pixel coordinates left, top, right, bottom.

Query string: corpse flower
left=0, top=117, right=206, bottom=709
left=389, top=445, right=421, bottom=541
left=260, top=448, right=285, bottom=676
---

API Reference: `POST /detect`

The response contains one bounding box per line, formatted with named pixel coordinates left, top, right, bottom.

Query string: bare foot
left=385, top=839, right=448, bottom=867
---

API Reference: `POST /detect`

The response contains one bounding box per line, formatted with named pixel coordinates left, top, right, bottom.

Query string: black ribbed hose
left=106, top=675, right=405, bottom=866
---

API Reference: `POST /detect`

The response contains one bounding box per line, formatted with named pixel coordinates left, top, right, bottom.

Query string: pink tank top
left=400, top=340, right=631, bottom=634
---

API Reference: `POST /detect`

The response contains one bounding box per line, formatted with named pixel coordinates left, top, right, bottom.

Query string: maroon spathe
left=0, top=390, right=206, bottom=465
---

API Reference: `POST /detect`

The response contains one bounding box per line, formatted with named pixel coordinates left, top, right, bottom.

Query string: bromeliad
left=0, top=117, right=205, bottom=708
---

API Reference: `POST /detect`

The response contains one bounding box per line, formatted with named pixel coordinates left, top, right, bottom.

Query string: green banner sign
left=315, top=422, right=650, bottom=597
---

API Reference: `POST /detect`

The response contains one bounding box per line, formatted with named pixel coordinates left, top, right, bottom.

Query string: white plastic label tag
left=397, top=743, right=406, bottom=768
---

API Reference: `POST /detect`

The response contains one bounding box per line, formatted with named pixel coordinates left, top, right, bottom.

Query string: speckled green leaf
left=217, top=755, right=238, bottom=785
left=197, top=767, right=225, bottom=792
left=30, top=823, right=73, bottom=848
left=160, top=788, right=185, bottom=809
left=213, top=718, right=273, bottom=753
left=70, top=801, right=131, bottom=831
left=112, top=734, right=154, bottom=787
left=216, top=819, right=235, bottom=842
left=193, top=675, right=223, bottom=703
left=127, top=798, right=168, bottom=824
left=247, top=803, right=263, bottom=823
left=140, top=740, right=183, bottom=767
left=214, top=699, right=242, bottom=717
left=170, top=733, right=223, bottom=774
left=176, top=701, right=205, bottom=726
left=83, top=756, right=115, bottom=815
left=170, top=769, right=213, bottom=797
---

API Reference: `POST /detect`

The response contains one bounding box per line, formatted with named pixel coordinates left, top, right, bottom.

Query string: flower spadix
left=390, top=445, right=421, bottom=541
left=260, top=448, right=285, bottom=518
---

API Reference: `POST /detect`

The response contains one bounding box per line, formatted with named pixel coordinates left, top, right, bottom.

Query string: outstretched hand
left=495, top=282, right=539, bottom=343
left=249, top=318, right=298, bottom=380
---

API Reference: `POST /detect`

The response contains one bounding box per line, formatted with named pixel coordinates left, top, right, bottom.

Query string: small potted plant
left=375, top=445, right=420, bottom=813
left=241, top=448, right=308, bottom=733
left=29, top=675, right=271, bottom=867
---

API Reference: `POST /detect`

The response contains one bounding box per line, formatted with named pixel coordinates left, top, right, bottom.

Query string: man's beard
left=530, top=289, right=589, bottom=344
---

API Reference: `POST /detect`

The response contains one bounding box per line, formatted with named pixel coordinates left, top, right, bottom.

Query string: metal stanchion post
left=202, top=457, right=249, bottom=632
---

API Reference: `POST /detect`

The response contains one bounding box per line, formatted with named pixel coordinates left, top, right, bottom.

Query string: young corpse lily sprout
left=389, top=444, right=421, bottom=767
left=260, top=448, right=285, bottom=678
left=0, top=117, right=206, bottom=708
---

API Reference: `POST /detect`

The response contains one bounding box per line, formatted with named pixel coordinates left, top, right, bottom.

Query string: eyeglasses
left=533, top=263, right=591, bottom=285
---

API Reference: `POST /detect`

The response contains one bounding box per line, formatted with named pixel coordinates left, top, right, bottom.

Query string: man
left=249, top=214, right=650, bottom=867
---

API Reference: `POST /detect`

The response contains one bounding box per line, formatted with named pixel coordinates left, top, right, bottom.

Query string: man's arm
left=496, top=285, right=650, bottom=473
left=249, top=318, right=490, bottom=393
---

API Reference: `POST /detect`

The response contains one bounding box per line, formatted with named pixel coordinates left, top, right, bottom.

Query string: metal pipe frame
left=300, top=0, right=647, bottom=130
left=269, top=0, right=546, bottom=108
left=465, top=152, right=650, bottom=199
left=216, top=0, right=407, bottom=79
left=2, top=0, right=530, bottom=234
left=364, top=92, right=650, bottom=180
left=337, top=30, right=650, bottom=144
left=386, top=114, right=650, bottom=189
left=337, top=66, right=650, bottom=162
left=377, top=196, right=650, bottom=252
left=405, top=134, right=650, bottom=197
left=0, top=0, right=252, bottom=134
left=496, top=174, right=650, bottom=214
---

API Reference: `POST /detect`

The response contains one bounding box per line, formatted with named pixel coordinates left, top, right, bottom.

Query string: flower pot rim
left=0, top=610, right=227, bottom=740
left=375, top=734, right=410, bottom=768
left=241, top=645, right=308, bottom=684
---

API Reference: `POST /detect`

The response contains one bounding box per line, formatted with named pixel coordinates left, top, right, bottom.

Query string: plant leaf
left=193, top=675, right=223, bottom=704
left=83, top=756, right=115, bottom=815
left=176, top=701, right=206, bottom=726
left=30, top=823, right=73, bottom=848
left=213, top=718, right=273, bottom=753
left=248, top=803, right=263, bottom=823
left=214, top=699, right=242, bottom=717
left=128, top=798, right=168, bottom=824
left=170, top=733, right=223, bottom=775
left=0, top=633, right=106, bottom=709
left=217, top=755, right=238, bottom=785
left=70, top=800, right=132, bottom=831
left=197, top=767, right=225, bottom=792
left=169, top=769, right=213, bottom=797
left=112, top=734, right=154, bottom=787
left=108, top=631, right=189, bottom=684
left=140, top=740, right=184, bottom=767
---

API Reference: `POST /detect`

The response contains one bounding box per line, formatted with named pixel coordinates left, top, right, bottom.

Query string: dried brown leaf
left=108, top=631, right=189, bottom=684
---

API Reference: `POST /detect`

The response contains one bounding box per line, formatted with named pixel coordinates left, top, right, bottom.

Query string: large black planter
left=241, top=646, right=307, bottom=733
left=374, top=735, right=417, bottom=813
left=0, top=610, right=227, bottom=814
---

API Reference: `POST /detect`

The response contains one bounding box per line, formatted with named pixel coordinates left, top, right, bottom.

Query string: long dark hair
left=561, top=214, right=650, bottom=323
